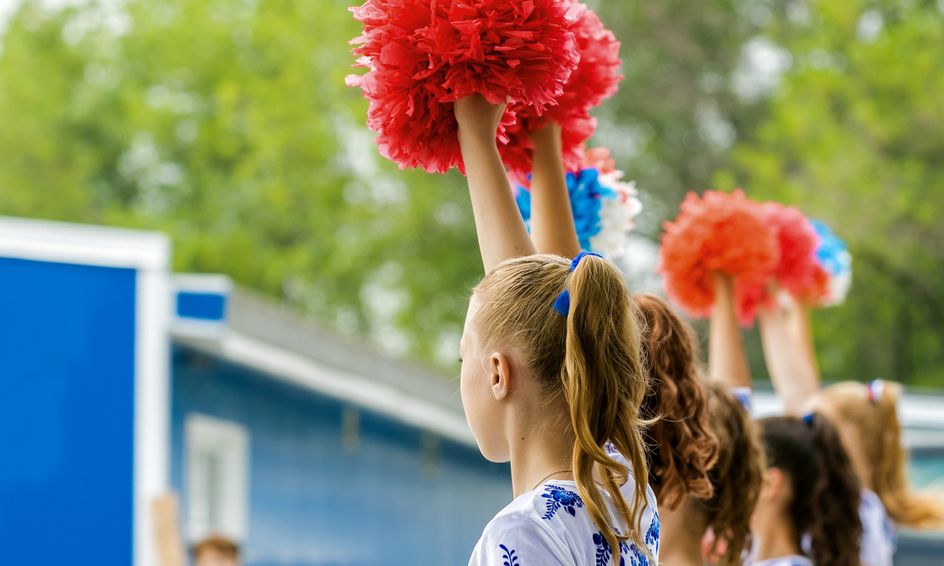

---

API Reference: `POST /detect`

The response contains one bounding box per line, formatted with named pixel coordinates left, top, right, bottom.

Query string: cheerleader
left=711, top=276, right=863, bottom=566
left=455, top=94, right=658, bottom=565
left=760, top=301, right=944, bottom=565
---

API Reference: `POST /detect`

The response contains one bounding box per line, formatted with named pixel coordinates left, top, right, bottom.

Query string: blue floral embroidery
left=540, top=484, right=584, bottom=520
left=645, top=513, right=660, bottom=552
left=499, top=544, right=519, bottom=566
left=628, top=542, right=650, bottom=566
left=592, top=532, right=629, bottom=566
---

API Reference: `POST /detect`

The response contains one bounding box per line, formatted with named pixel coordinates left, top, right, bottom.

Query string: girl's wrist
left=457, top=126, right=499, bottom=151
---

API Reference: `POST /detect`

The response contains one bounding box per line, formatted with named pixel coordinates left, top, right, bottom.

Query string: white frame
left=0, top=216, right=170, bottom=566
left=184, top=414, right=249, bottom=542
left=171, top=273, right=233, bottom=340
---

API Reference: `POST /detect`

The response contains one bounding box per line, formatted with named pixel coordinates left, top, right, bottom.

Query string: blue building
left=3, top=216, right=943, bottom=566
left=0, top=217, right=510, bottom=566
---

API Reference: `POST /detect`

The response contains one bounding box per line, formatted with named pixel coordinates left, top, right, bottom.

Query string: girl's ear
left=489, top=352, right=513, bottom=401
left=764, top=467, right=789, bottom=502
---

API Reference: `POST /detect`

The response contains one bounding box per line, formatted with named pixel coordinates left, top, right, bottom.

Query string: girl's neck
left=508, top=412, right=575, bottom=497
left=659, top=500, right=706, bottom=566
left=754, top=514, right=803, bottom=562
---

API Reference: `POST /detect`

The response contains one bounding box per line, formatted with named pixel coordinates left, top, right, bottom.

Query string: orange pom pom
left=658, top=190, right=779, bottom=319
left=735, top=203, right=830, bottom=323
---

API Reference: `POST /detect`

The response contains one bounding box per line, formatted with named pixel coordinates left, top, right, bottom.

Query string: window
left=185, top=414, right=249, bottom=542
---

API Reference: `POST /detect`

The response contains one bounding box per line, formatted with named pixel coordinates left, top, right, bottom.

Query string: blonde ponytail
left=473, top=254, right=652, bottom=563
left=822, top=381, right=944, bottom=530
left=564, top=254, right=651, bottom=561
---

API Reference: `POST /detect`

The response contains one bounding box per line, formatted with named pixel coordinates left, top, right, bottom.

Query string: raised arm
left=455, top=95, right=536, bottom=273
left=528, top=124, right=581, bottom=258
left=708, top=274, right=752, bottom=389
left=758, top=301, right=820, bottom=416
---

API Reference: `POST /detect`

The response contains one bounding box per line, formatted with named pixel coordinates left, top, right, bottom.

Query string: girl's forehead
left=461, top=298, right=483, bottom=344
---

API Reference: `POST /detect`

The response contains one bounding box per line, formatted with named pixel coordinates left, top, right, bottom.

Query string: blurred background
left=3, top=0, right=943, bottom=383
left=0, top=0, right=942, bottom=565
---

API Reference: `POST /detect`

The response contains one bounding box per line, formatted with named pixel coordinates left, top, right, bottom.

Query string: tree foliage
left=0, top=0, right=940, bottom=383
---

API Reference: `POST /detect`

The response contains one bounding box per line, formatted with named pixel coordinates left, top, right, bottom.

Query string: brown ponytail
left=700, top=382, right=764, bottom=566
left=634, top=294, right=718, bottom=509
left=758, top=414, right=863, bottom=566
left=473, top=254, right=651, bottom=563
left=822, top=381, right=944, bottom=529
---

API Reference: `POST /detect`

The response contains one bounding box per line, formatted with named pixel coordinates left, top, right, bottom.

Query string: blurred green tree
left=0, top=0, right=940, bottom=384
left=0, top=0, right=481, bottom=365
left=717, top=0, right=944, bottom=385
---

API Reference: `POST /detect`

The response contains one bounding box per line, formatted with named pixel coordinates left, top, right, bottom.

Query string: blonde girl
left=759, top=302, right=944, bottom=565
left=454, top=95, right=658, bottom=565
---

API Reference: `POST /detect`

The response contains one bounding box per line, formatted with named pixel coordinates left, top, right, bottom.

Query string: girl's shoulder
left=605, top=448, right=660, bottom=513
left=467, top=486, right=575, bottom=566
left=469, top=453, right=660, bottom=566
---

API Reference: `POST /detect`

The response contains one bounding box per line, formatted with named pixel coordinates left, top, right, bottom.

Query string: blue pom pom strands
left=514, top=163, right=641, bottom=259
left=515, top=169, right=608, bottom=250
left=552, top=252, right=602, bottom=317
left=810, top=219, right=853, bottom=306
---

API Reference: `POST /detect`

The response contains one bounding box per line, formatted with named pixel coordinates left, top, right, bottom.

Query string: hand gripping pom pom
left=809, top=219, right=852, bottom=306
left=657, top=190, right=779, bottom=320
left=514, top=147, right=641, bottom=259
left=348, top=0, right=580, bottom=174
left=499, top=2, right=622, bottom=182
left=735, top=203, right=830, bottom=324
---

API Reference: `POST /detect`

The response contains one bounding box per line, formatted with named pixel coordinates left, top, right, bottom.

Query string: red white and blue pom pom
left=514, top=147, right=641, bottom=259
left=735, top=203, right=829, bottom=324
left=348, top=0, right=580, bottom=174
left=500, top=2, right=622, bottom=182
left=809, top=219, right=852, bottom=306
left=658, top=190, right=779, bottom=320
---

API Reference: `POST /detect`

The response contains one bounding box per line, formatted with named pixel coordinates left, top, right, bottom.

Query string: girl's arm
left=758, top=301, right=820, bottom=416
left=455, top=95, right=536, bottom=273
left=708, top=274, right=752, bottom=389
left=528, top=124, right=581, bottom=258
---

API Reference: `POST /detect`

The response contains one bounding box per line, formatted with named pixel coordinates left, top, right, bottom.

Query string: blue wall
left=0, top=257, right=136, bottom=564
left=171, top=345, right=511, bottom=566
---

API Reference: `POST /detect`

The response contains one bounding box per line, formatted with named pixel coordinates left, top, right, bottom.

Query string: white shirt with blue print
left=751, top=557, right=813, bottom=566
left=859, top=489, right=896, bottom=566
left=468, top=452, right=659, bottom=566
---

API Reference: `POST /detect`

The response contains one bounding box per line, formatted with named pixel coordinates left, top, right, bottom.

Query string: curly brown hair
left=759, top=414, right=863, bottom=566
left=634, top=294, right=718, bottom=510
left=700, top=382, right=765, bottom=566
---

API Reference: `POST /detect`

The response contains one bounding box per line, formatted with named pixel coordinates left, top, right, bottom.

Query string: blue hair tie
left=553, top=252, right=603, bottom=316
left=802, top=412, right=816, bottom=426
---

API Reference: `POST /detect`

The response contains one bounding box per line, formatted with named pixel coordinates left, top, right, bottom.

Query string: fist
left=454, top=94, right=506, bottom=140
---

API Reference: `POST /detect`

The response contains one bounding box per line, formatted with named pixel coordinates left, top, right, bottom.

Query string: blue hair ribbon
left=553, top=252, right=603, bottom=316
left=802, top=412, right=816, bottom=426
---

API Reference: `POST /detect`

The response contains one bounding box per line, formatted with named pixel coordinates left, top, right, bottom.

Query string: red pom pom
left=348, top=0, right=580, bottom=174
left=735, top=203, right=830, bottom=323
left=658, top=190, right=779, bottom=320
left=499, top=2, right=622, bottom=182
